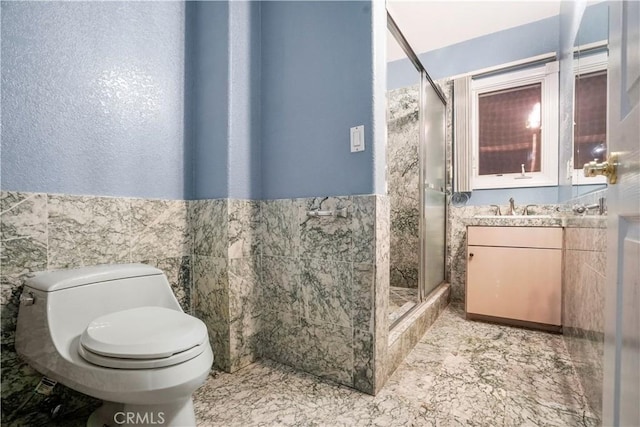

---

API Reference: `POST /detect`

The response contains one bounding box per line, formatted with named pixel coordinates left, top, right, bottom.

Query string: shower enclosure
left=387, top=14, right=447, bottom=328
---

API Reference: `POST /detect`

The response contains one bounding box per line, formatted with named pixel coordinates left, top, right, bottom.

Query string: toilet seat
left=79, top=306, right=208, bottom=369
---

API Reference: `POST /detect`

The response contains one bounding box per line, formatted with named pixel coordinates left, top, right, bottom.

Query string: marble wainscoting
left=562, top=221, right=607, bottom=422
left=260, top=195, right=388, bottom=395
left=447, top=203, right=561, bottom=302
left=0, top=191, right=191, bottom=424
left=387, top=85, right=420, bottom=291
left=190, top=199, right=261, bottom=373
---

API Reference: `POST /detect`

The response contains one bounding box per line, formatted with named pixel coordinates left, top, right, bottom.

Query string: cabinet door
left=466, top=246, right=561, bottom=325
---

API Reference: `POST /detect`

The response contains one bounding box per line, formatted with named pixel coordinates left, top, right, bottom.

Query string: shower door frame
left=387, top=12, right=448, bottom=329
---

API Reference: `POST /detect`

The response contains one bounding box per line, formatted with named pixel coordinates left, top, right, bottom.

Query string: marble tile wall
left=387, top=86, right=420, bottom=290
left=562, top=223, right=606, bottom=421
left=190, top=199, right=261, bottom=373
left=2, top=189, right=390, bottom=422
left=0, top=191, right=191, bottom=423
left=260, top=195, right=384, bottom=394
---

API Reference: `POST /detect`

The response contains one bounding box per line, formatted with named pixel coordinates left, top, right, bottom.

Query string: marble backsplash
left=387, top=86, right=420, bottom=290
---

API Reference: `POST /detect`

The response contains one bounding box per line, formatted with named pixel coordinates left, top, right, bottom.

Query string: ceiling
left=386, top=0, right=563, bottom=62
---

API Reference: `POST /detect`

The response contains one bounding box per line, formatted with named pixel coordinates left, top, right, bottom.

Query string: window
left=572, top=52, right=608, bottom=184
left=470, top=62, right=559, bottom=189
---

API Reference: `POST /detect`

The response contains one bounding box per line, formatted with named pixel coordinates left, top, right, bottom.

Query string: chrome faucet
left=522, top=204, right=537, bottom=215
left=490, top=204, right=502, bottom=216
left=573, top=197, right=606, bottom=215
left=507, top=197, right=516, bottom=215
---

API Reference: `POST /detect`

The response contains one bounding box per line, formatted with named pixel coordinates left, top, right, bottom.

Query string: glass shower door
left=420, top=73, right=446, bottom=298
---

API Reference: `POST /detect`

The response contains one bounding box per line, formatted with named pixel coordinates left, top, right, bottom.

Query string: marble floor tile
left=194, top=303, right=597, bottom=427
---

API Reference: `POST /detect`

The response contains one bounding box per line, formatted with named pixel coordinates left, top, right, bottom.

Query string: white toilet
left=15, top=264, right=213, bottom=426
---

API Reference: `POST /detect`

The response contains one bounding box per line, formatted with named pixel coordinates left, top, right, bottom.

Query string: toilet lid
left=80, top=307, right=208, bottom=359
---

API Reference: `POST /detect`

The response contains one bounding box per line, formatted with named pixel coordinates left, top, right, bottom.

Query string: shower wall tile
left=189, top=199, right=228, bottom=258
left=131, top=198, right=189, bottom=261
left=299, top=196, right=352, bottom=262
left=261, top=198, right=299, bottom=257
left=261, top=255, right=300, bottom=316
left=228, top=200, right=260, bottom=259
left=300, top=258, right=352, bottom=328
left=387, top=86, right=420, bottom=290
left=47, top=194, right=130, bottom=269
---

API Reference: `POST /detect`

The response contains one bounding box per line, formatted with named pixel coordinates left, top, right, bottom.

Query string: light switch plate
left=350, top=125, right=365, bottom=153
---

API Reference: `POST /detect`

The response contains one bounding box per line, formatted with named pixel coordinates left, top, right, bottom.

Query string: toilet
left=15, top=264, right=213, bottom=426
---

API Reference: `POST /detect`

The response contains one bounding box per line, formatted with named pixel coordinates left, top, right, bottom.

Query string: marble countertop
left=463, top=215, right=607, bottom=229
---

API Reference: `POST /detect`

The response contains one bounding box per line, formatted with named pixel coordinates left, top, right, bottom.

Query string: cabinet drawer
left=467, top=226, right=562, bottom=249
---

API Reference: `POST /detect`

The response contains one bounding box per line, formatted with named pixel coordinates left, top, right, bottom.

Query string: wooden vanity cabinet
left=465, top=226, right=562, bottom=330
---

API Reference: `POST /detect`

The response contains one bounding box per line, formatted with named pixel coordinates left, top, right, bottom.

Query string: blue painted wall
left=260, top=1, right=382, bottom=199
left=387, top=2, right=609, bottom=89
left=227, top=1, right=262, bottom=200
left=1, top=1, right=186, bottom=199
left=575, top=1, right=609, bottom=47
left=185, top=1, right=229, bottom=200
left=186, top=1, right=262, bottom=201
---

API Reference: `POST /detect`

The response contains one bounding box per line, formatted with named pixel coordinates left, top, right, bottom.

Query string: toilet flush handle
left=20, top=291, right=35, bottom=306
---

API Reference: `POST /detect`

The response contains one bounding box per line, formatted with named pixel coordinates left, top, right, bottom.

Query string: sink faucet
left=573, top=197, right=607, bottom=215
left=507, top=197, right=516, bottom=215
left=522, top=204, right=537, bottom=215
left=490, top=204, right=502, bottom=216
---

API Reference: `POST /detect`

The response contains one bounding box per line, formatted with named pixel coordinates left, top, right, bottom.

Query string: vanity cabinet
left=466, top=226, right=562, bottom=330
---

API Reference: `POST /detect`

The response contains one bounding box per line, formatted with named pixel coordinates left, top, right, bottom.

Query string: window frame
left=470, top=62, right=559, bottom=190
left=572, top=51, right=608, bottom=185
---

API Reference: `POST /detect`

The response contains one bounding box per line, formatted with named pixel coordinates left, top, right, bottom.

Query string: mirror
left=569, top=1, right=609, bottom=198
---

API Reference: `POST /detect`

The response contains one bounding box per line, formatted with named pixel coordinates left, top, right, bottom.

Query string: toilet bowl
left=15, top=264, right=213, bottom=426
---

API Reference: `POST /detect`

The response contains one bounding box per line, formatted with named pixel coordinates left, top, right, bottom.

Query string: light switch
left=350, top=125, right=365, bottom=153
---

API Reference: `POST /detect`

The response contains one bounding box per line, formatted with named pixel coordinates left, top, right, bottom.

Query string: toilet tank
left=16, top=264, right=182, bottom=362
